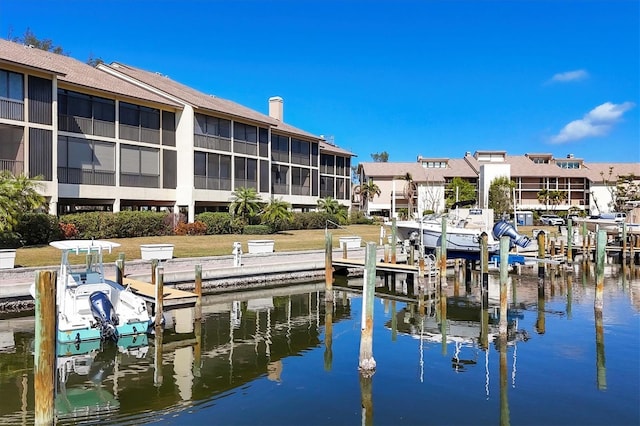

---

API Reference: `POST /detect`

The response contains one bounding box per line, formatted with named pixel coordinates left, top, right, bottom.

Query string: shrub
left=349, top=211, right=374, bottom=225
left=0, top=232, right=23, bottom=249
left=243, top=224, right=272, bottom=235
left=14, top=213, right=62, bottom=246
left=174, top=221, right=207, bottom=236
left=59, top=222, right=79, bottom=239
left=60, top=211, right=173, bottom=239
left=195, top=212, right=233, bottom=234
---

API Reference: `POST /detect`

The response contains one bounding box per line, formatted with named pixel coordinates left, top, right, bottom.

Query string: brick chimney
left=269, top=96, right=283, bottom=121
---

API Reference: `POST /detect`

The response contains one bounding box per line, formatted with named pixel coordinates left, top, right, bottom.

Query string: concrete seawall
left=0, top=247, right=377, bottom=309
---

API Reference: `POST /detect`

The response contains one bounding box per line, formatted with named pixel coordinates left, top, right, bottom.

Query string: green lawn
left=13, top=224, right=558, bottom=268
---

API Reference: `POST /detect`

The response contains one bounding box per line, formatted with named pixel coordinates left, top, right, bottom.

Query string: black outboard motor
left=89, top=291, right=119, bottom=342
left=493, top=220, right=531, bottom=248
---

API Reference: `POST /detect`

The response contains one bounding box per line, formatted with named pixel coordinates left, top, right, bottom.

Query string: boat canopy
left=49, top=240, right=121, bottom=254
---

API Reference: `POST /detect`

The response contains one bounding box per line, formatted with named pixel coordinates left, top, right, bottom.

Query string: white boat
left=395, top=212, right=531, bottom=259
left=573, top=213, right=634, bottom=235
left=30, top=240, right=152, bottom=345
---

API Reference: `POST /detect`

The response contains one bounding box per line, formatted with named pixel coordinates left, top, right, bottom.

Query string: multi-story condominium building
left=357, top=150, right=639, bottom=218
left=0, top=39, right=353, bottom=222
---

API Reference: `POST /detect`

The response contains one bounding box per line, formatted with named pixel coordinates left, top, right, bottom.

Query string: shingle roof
left=0, top=39, right=179, bottom=107
left=104, top=62, right=325, bottom=141
left=361, top=154, right=639, bottom=184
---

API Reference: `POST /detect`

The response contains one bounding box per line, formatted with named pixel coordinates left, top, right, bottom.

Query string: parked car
left=540, top=214, right=565, bottom=226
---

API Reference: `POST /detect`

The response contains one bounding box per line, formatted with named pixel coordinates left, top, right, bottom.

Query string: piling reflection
left=1, top=261, right=638, bottom=425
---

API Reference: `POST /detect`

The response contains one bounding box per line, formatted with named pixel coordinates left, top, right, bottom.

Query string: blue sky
left=2, top=0, right=638, bottom=165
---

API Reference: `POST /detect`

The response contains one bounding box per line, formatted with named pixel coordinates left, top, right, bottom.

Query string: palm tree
left=0, top=171, right=45, bottom=232
left=536, top=189, right=550, bottom=210
left=355, top=180, right=381, bottom=211
left=229, top=187, right=262, bottom=224
left=317, top=196, right=341, bottom=214
left=401, top=172, right=417, bottom=219
left=261, top=198, right=293, bottom=232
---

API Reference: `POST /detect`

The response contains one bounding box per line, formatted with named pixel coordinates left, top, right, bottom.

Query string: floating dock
left=117, top=277, right=198, bottom=309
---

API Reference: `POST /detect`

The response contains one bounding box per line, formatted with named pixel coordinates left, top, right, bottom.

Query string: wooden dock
left=112, top=277, right=198, bottom=309
left=332, top=258, right=420, bottom=274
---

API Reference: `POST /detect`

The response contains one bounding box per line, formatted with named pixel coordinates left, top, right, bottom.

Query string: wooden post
left=34, top=270, right=56, bottom=426
left=409, top=245, right=415, bottom=266
left=325, top=232, right=333, bottom=302
left=566, top=273, right=573, bottom=320
left=115, top=258, right=124, bottom=285
left=391, top=217, right=397, bottom=264
left=193, top=316, right=202, bottom=378
left=594, top=230, right=606, bottom=390
left=499, top=325, right=510, bottom=426
left=596, top=230, right=606, bottom=301
left=499, top=236, right=510, bottom=336
left=439, top=282, right=447, bottom=356
left=155, top=265, right=164, bottom=327
left=154, top=326, right=164, bottom=386
left=567, top=219, right=573, bottom=265
left=465, top=260, right=472, bottom=294
left=622, top=222, right=627, bottom=264
left=384, top=244, right=390, bottom=263
left=359, top=242, right=377, bottom=373
left=194, top=264, right=202, bottom=320
left=324, top=301, right=334, bottom=371
left=342, top=241, right=348, bottom=259
left=440, top=217, right=447, bottom=282
left=151, top=258, right=158, bottom=286
left=537, top=230, right=546, bottom=281
left=582, top=221, right=587, bottom=258
left=118, top=252, right=126, bottom=275
left=360, top=374, right=374, bottom=426
left=480, top=232, right=489, bottom=307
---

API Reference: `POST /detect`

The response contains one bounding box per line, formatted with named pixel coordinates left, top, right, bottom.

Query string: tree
left=401, top=172, right=417, bottom=219
left=0, top=171, right=46, bottom=233
left=317, top=196, right=341, bottom=215
left=547, top=190, right=567, bottom=212
left=10, top=28, right=66, bottom=54
left=488, top=176, right=515, bottom=219
left=261, top=198, right=293, bottom=232
left=445, top=177, right=476, bottom=209
left=371, top=152, right=389, bottom=162
left=536, top=188, right=549, bottom=208
left=355, top=180, right=381, bottom=210
left=229, top=187, right=262, bottom=224
left=601, top=167, right=640, bottom=212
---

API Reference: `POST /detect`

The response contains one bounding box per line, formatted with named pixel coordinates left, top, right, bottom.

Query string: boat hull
left=57, top=320, right=150, bottom=345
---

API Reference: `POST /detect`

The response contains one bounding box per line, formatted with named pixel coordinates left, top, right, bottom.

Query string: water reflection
left=0, top=263, right=639, bottom=425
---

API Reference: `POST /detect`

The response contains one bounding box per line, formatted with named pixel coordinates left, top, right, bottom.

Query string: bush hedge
left=195, top=212, right=234, bottom=235
left=243, top=224, right=272, bottom=235
left=14, top=213, right=62, bottom=246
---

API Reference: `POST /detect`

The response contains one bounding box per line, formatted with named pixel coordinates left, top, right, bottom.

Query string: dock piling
left=359, top=242, right=377, bottom=373
left=325, top=233, right=333, bottom=302
left=34, top=270, right=56, bottom=426
left=155, top=265, right=164, bottom=327
left=499, top=236, right=509, bottom=335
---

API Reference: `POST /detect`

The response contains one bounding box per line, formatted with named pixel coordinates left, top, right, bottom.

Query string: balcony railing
left=273, top=183, right=289, bottom=195
left=291, top=185, right=310, bottom=196
left=119, top=124, right=160, bottom=144
left=0, top=159, right=24, bottom=175
left=58, top=167, right=115, bottom=186
left=0, top=97, right=24, bottom=121
left=194, top=134, right=231, bottom=152
left=195, top=176, right=232, bottom=191
left=120, top=173, right=159, bottom=188
left=59, top=115, right=116, bottom=138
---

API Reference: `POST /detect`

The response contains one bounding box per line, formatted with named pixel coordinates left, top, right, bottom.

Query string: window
left=120, top=144, right=159, bottom=187
left=58, top=135, right=115, bottom=185
left=234, top=157, right=257, bottom=189
left=271, top=133, right=289, bottom=162
left=194, top=151, right=232, bottom=190
left=272, top=164, right=289, bottom=194
left=233, top=122, right=257, bottom=142
left=0, top=70, right=23, bottom=100
left=291, top=138, right=310, bottom=165
left=320, top=154, right=335, bottom=174
left=119, top=102, right=160, bottom=143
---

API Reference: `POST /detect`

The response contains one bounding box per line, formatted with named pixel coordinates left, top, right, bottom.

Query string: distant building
left=0, top=39, right=354, bottom=222
left=356, top=150, right=639, bottom=218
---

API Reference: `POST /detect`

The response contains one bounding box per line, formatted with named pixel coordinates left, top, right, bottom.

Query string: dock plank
left=332, top=258, right=419, bottom=273
left=108, top=276, right=198, bottom=308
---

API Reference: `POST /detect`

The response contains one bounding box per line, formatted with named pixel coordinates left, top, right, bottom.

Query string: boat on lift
left=30, top=240, right=152, bottom=345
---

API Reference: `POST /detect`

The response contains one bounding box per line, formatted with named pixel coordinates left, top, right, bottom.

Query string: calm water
left=1, top=263, right=639, bottom=425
